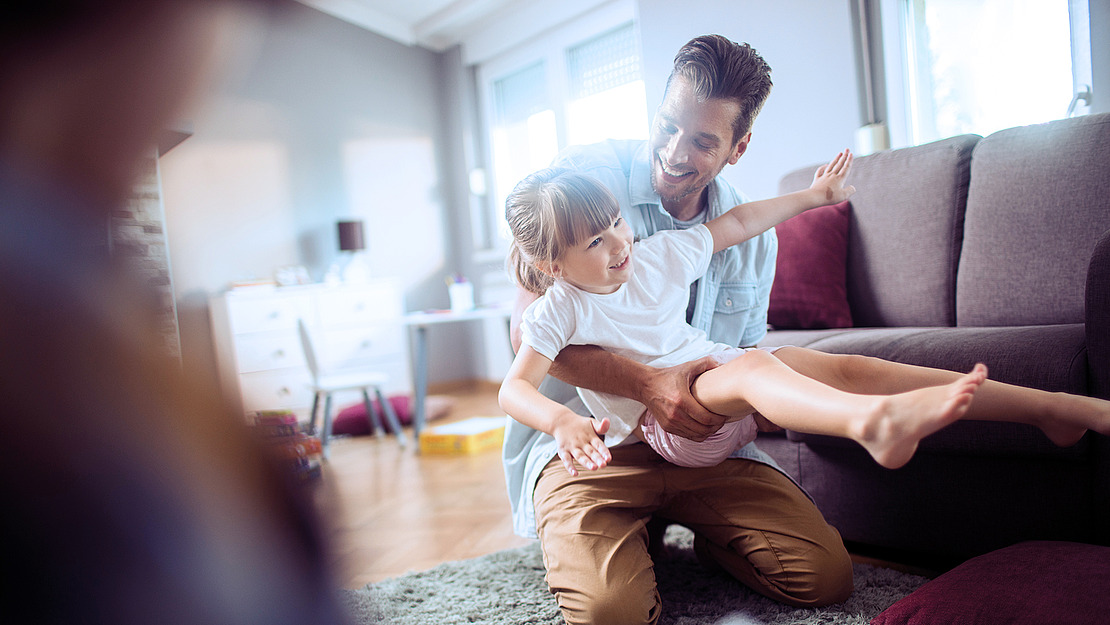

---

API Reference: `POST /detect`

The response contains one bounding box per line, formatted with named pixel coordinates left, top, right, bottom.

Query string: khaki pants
left=533, top=443, right=853, bottom=625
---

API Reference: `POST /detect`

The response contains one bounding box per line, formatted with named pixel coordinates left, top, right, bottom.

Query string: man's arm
left=511, top=286, right=727, bottom=441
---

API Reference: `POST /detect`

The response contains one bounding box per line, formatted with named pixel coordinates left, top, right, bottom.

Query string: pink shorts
left=638, top=346, right=779, bottom=468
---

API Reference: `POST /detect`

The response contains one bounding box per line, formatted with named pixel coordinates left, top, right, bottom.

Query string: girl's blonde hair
left=505, top=168, right=622, bottom=294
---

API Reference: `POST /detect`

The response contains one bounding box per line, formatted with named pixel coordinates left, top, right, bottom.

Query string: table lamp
left=337, top=220, right=370, bottom=283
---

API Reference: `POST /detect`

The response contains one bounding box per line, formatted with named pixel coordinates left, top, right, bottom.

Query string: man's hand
left=637, top=355, right=729, bottom=442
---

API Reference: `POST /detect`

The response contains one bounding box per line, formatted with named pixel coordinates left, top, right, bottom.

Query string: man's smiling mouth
left=658, top=154, right=693, bottom=179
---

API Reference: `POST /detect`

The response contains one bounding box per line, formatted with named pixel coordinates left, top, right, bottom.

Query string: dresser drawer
left=227, top=292, right=315, bottom=334
left=239, top=368, right=313, bottom=413
left=318, top=284, right=401, bottom=327
left=234, top=331, right=306, bottom=373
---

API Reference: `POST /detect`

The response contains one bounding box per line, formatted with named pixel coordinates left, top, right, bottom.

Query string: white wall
left=636, top=0, right=862, bottom=200
left=161, top=1, right=455, bottom=380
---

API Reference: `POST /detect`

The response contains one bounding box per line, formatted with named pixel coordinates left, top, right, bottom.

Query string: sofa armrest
left=1087, top=229, right=1110, bottom=399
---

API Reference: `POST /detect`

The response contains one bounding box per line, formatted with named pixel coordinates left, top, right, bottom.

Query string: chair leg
left=307, top=391, right=322, bottom=435
left=321, top=393, right=334, bottom=460
left=375, top=387, right=407, bottom=447
left=361, top=389, right=385, bottom=437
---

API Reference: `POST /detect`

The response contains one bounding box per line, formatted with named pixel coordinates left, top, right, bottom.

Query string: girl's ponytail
left=508, top=240, right=554, bottom=295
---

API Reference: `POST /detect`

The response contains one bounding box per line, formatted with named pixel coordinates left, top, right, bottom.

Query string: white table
left=403, top=304, right=512, bottom=435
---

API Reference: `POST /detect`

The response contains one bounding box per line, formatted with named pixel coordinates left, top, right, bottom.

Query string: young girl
left=498, top=151, right=1110, bottom=475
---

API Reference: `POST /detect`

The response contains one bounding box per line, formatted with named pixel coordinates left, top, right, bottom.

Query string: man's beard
left=650, top=164, right=714, bottom=208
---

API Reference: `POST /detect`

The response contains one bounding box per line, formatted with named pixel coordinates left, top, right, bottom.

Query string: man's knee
left=775, top=542, right=854, bottom=608
left=558, top=584, right=660, bottom=625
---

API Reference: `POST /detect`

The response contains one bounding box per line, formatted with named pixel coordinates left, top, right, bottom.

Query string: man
left=503, top=35, right=853, bottom=625
left=0, top=3, right=349, bottom=624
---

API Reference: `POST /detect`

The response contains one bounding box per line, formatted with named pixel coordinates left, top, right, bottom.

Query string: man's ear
left=728, top=132, right=752, bottom=165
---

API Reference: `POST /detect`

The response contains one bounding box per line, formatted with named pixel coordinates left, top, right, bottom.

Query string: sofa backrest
left=957, top=112, right=1110, bottom=327
left=779, top=134, right=979, bottom=328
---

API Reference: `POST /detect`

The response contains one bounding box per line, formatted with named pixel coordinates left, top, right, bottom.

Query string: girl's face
left=550, top=215, right=634, bottom=294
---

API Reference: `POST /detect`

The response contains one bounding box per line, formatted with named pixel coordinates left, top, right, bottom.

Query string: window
left=477, top=19, right=647, bottom=252
left=489, top=62, right=558, bottom=218
left=884, top=0, right=1092, bottom=145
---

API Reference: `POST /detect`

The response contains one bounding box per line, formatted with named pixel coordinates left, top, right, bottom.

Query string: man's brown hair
left=667, top=35, right=773, bottom=144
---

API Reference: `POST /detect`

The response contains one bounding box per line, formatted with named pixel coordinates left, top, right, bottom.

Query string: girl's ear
left=535, top=260, right=560, bottom=278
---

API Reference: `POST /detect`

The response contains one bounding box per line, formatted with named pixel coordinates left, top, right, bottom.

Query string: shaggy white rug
left=342, top=526, right=928, bottom=625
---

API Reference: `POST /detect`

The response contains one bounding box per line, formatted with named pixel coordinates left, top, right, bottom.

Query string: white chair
left=297, top=319, right=407, bottom=457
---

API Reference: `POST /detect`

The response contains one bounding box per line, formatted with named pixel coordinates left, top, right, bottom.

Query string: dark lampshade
left=337, top=220, right=365, bottom=252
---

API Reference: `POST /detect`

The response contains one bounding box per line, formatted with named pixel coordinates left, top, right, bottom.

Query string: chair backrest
left=296, top=319, right=320, bottom=380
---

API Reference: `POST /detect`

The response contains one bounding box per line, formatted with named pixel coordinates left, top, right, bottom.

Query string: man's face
left=649, top=76, right=750, bottom=218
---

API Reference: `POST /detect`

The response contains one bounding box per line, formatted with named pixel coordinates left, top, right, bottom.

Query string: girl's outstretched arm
left=499, top=345, right=612, bottom=476
left=707, top=149, right=856, bottom=253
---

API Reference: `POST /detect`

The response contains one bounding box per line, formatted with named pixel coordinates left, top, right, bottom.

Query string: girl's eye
left=614, top=217, right=623, bottom=228
left=587, top=236, right=601, bottom=249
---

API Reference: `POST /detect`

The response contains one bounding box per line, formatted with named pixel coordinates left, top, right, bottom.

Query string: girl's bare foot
left=855, top=364, right=988, bottom=469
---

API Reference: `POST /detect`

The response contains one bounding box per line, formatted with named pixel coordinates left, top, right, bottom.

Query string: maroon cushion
left=871, top=541, right=1110, bottom=625
left=332, top=394, right=454, bottom=435
left=768, top=200, right=852, bottom=329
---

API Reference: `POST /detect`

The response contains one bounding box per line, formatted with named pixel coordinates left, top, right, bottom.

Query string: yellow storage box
left=419, top=416, right=506, bottom=455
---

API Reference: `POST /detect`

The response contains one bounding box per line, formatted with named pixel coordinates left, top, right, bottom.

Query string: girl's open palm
left=811, top=149, right=856, bottom=204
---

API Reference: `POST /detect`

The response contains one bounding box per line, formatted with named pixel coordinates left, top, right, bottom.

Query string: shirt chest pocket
left=715, top=284, right=758, bottom=316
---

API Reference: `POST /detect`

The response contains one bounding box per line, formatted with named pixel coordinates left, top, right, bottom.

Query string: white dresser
left=209, top=281, right=412, bottom=420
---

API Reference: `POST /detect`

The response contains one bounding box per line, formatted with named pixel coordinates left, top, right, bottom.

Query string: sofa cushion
left=779, top=134, right=979, bottom=328
left=958, top=112, right=1110, bottom=327
left=768, top=201, right=852, bottom=330
left=871, top=541, right=1110, bottom=625
left=776, top=323, right=1089, bottom=458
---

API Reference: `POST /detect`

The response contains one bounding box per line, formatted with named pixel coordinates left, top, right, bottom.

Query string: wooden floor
left=312, top=382, right=531, bottom=588
left=312, top=382, right=935, bottom=589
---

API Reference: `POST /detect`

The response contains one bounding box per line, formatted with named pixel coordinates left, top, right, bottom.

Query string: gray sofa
left=755, top=112, right=1110, bottom=566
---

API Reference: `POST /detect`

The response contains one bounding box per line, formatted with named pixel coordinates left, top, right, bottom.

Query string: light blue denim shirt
left=502, top=139, right=784, bottom=539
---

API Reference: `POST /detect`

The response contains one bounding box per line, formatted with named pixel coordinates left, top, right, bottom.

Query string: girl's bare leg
left=691, top=349, right=987, bottom=469
left=771, top=347, right=1110, bottom=447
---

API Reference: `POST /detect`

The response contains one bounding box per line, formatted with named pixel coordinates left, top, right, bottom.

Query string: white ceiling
left=295, top=0, right=517, bottom=51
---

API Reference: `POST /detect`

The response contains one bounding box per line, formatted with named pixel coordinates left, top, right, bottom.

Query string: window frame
left=877, top=0, right=1092, bottom=148
left=472, top=1, right=640, bottom=261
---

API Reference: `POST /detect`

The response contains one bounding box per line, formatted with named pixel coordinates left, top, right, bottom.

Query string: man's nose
left=663, top=134, right=689, bottom=165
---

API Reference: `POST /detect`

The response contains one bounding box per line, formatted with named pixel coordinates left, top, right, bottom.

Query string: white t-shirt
left=521, top=224, right=736, bottom=445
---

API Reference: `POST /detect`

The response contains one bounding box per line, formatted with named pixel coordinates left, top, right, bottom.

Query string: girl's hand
left=552, top=414, right=612, bottom=477
left=811, top=149, right=857, bottom=204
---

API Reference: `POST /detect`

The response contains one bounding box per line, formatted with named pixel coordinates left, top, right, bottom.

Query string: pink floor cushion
left=331, top=395, right=455, bottom=436
left=871, top=540, right=1110, bottom=625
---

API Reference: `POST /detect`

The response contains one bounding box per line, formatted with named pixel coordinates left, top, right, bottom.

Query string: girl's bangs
left=556, top=174, right=620, bottom=247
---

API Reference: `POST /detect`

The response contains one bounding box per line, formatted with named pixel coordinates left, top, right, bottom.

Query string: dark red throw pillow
left=871, top=541, right=1110, bottom=625
left=768, top=200, right=852, bottom=329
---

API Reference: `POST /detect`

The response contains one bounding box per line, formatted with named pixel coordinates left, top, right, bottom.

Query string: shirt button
left=725, top=298, right=733, bottom=307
